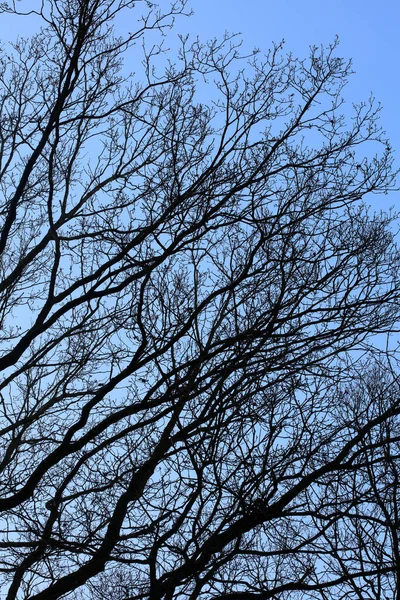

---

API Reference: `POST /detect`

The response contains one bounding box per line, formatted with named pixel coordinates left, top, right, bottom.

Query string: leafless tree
left=0, top=1, right=399, bottom=598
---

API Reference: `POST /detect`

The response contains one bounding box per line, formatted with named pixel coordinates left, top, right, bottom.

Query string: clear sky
left=186, top=0, right=399, bottom=141
left=184, top=0, right=400, bottom=210
left=0, top=0, right=399, bottom=208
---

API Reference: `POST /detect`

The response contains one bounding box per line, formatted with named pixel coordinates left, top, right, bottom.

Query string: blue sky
left=185, top=0, right=400, bottom=209
left=0, top=0, right=398, bottom=207
left=187, top=0, right=399, bottom=138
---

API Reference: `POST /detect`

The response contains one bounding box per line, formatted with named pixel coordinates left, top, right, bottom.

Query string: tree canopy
left=0, top=1, right=399, bottom=599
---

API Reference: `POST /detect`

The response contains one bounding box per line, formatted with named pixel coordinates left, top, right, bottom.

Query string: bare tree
left=0, top=1, right=399, bottom=598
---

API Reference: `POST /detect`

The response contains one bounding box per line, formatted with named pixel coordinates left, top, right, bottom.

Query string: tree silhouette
left=0, top=1, right=399, bottom=599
